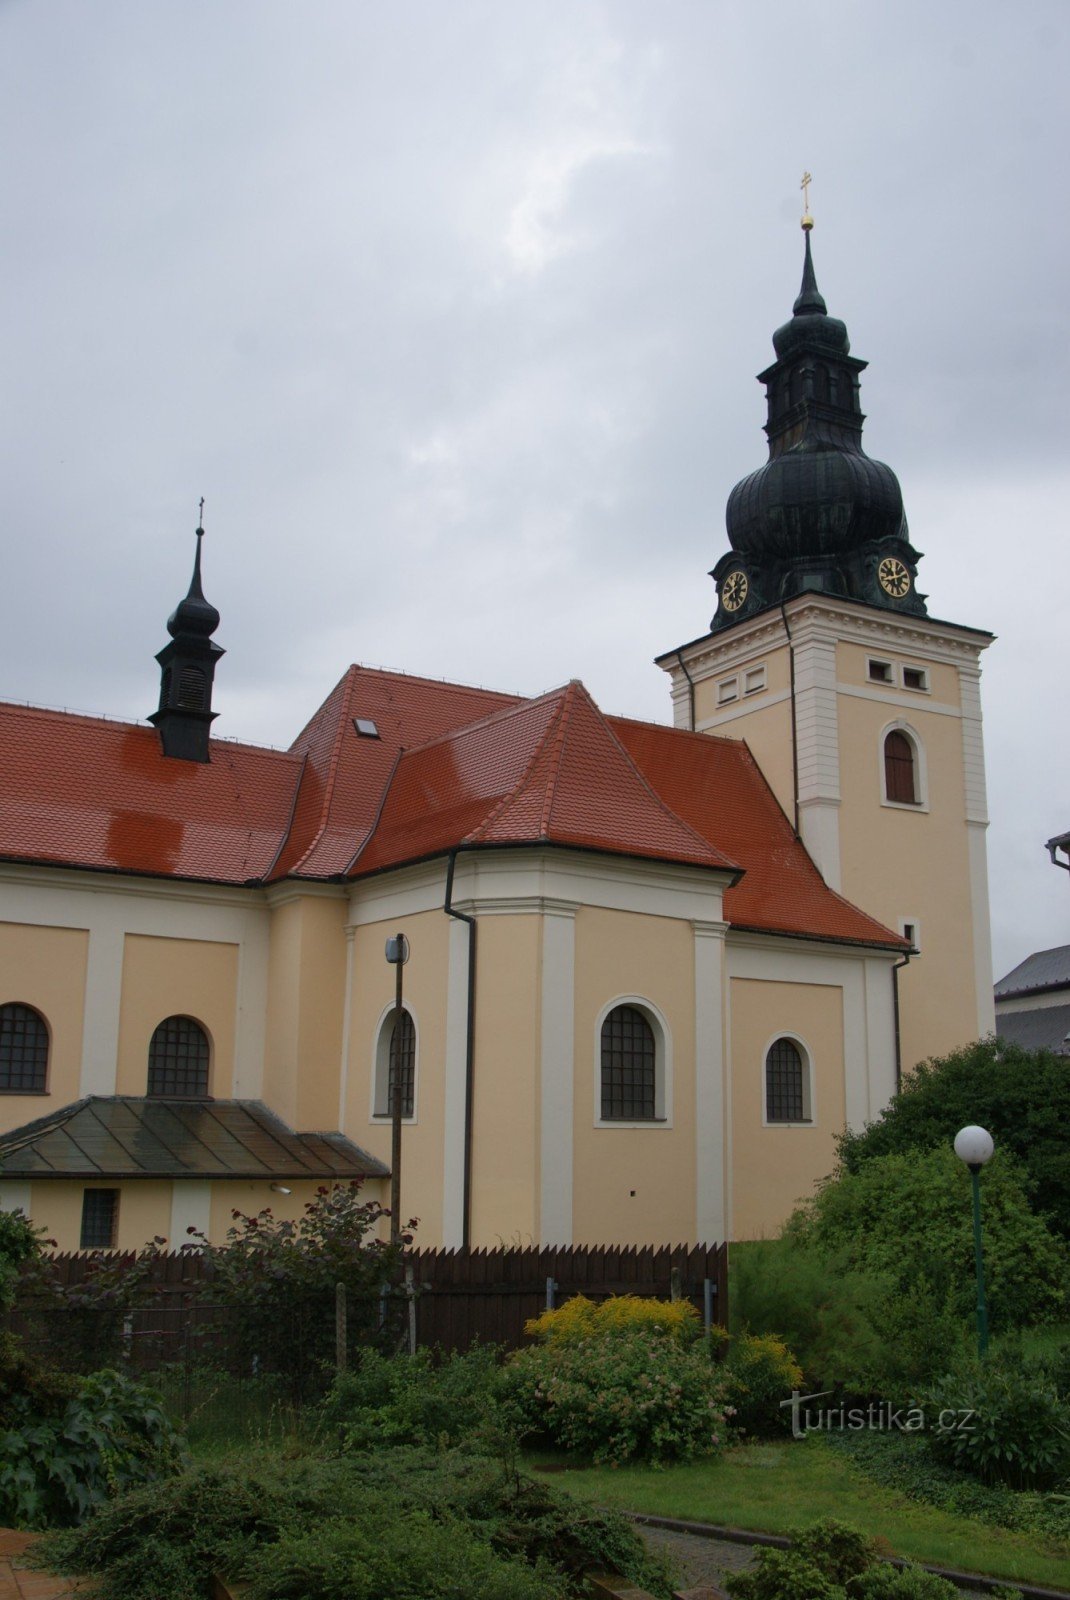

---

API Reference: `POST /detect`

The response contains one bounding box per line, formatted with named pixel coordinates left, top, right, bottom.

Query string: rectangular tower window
left=744, top=665, right=767, bottom=696
left=868, top=659, right=893, bottom=684
left=717, top=676, right=739, bottom=705
left=902, top=667, right=929, bottom=692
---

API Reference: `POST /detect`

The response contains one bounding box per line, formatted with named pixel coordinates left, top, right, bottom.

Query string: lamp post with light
left=385, top=933, right=410, bottom=1248
left=953, top=1124, right=994, bottom=1358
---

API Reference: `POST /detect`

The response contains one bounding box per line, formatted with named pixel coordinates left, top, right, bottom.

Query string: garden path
left=0, top=1531, right=85, bottom=1599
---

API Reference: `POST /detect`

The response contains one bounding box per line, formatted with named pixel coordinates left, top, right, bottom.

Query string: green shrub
left=506, top=1328, right=727, bottom=1465
left=0, top=1209, right=49, bottom=1310
left=793, top=1518, right=874, bottom=1583
left=848, top=1567, right=966, bottom=1599
left=0, top=1331, right=78, bottom=1424
left=722, top=1332, right=803, bottom=1436
left=524, top=1294, right=700, bottom=1345
left=918, top=1358, right=1070, bottom=1490
left=726, top=1546, right=845, bottom=1599
left=788, top=1145, right=1068, bottom=1329
left=0, top=1368, right=183, bottom=1528
left=837, top=1037, right=1070, bottom=1237
left=319, top=1344, right=506, bottom=1450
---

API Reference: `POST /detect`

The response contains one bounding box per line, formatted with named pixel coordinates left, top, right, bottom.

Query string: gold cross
left=800, top=171, right=814, bottom=229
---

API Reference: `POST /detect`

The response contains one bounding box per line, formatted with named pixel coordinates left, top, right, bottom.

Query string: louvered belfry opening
left=600, top=1004, right=656, bottom=1120
left=884, top=730, right=917, bottom=804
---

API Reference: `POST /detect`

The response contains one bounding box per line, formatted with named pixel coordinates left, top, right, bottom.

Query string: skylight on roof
left=353, top=718, right=380, bottom=739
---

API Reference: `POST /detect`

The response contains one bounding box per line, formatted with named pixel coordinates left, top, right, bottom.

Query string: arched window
left=765, top=1037, right=811, bottom=1124
left=884, top=729, right=918, bottom=805
left=0, top=1003, right=49, bottom=1093
left=374, top=1008, right=416, bottom=1119
left=600, top=1004, right=657, bottom=1121
left=147, top=1015, right=210, bottom=1097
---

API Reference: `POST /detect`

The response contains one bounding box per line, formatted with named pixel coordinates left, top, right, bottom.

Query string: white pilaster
left=79, top=923, right=124, bottom=1097
left=960, top=662, right=995, bottom=1035
left=693, top=920, right=728, bottom=1243
left=792, top=625, right=843, bottom=888
left=442, top=914, right=472, bottom=1248
left=538, top=905, right=576, bottom=1244
left=337, top=924, right=357, bottom=1134
left=863, top=957, right=898, bottom=1121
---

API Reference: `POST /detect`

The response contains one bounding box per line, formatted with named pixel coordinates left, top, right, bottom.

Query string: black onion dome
left=727, top=445, right=907, bottom=562
left=167, top=529, right=220, bottom=638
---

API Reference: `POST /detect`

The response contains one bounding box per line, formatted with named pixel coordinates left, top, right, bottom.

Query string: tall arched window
left=765, top=1037, right=811, bottom=1123
left=600, top=1004, right=656, bottom=1121
left=0, top=1003, right=49, bottom=1093
left=147, top=1015, right=210, bottom=1097
left=883, top=729, right=918, bottom=805
left=374, top=1009, right=416, bottom=1118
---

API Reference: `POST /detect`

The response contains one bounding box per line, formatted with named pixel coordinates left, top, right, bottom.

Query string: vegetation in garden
left=320, top=1342, right=508, bottom=1451
left=837, top=1037, right=1070, bottom=1237
left=39, top=1448, right=679, bottom=1600
left=720, top=1332, right=802, bottom=1437
left=722, top=1516, right=1023, bottom=1599
left=0, top=1365, right=183, bottom=1528
left=918, top=1347, right=1070, bottom=1491
left=0, top=1208, right=50, bottom=1310
left=524, top=1292, right=704, bottom=1346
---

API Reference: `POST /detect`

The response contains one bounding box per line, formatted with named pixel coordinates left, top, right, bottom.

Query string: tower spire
left=148, top=510, right=224, bottom=762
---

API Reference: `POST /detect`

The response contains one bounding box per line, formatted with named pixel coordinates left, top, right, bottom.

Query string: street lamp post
left=953, top=1124, right=994, bottom=1359
left=385, top=933, right=410, bottom=1248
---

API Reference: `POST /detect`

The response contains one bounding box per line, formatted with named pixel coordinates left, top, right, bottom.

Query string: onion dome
left=710, top=223, right=925, bottom=630
left=167, top=526, right=221, bottom=638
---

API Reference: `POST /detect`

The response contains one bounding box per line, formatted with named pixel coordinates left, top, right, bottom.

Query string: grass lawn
left=538, top=1435, right=1070, bottom=1593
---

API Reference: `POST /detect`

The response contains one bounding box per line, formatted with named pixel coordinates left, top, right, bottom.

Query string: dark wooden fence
left=17, top=1241, right=727, bottom=1364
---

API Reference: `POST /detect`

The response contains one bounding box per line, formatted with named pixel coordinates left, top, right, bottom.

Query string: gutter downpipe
left=779, top=600, right=801, bottom=838
left=674, top=649, right=697, bottom=733
left=444, top=849, right=477, bottom=1249
left=892, top=950, right=911, bottom=1092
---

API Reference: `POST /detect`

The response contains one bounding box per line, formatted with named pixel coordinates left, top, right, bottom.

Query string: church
left=0, top=220, right=995, bottom=1254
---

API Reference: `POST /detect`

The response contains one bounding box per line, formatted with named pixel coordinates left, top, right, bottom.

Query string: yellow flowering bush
left=524, top=1294, right=701, bottom=1346
left=723, top=1332, right=804, bottom=1436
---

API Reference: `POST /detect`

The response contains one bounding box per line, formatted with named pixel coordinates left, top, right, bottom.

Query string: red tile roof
left=0, top=671, right=905, bottom=948
left=610, top=715, right=905, bottom=947
left=0, top=702, right=301, bottom=883
left=351, top=681, right=738, bottom=877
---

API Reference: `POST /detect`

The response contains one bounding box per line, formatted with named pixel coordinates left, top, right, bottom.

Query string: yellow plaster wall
left=0, top=922, right=88, bottom=1127
left=261, top=893, right=347, bottom=1131
left=836, top=640, right=961, bottom=706
left=116, top=935, right=239, bottom=1098
left=572, top=907, right=697, bottom=1245
left=835, top=681, right=979, bottom=1069
left=347, top=907, right=452, bottom=1245
left=692, top=643, right=795, bottom=820
left=31, top=1180, right=173, bottom=1253
left=468, top=914, right=541, bottom=1245
left=729, top=977, right=844, bottom=1239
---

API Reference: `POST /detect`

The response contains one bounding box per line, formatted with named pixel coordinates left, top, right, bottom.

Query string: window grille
left=386, top=1011, right=415, bottom=1118
left=147, top=1015, right=210, bottom=1097
left=0, top=1003, right=49, bottom=1092
left=600, top=1005, right=656, bottom=1120
left=766, top=1037, right=806, bottom=1122
left=80, top=1189, right=118, bottom=1249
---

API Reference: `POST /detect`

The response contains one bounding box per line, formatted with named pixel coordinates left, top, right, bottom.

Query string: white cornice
left=726, top=926, right=901, bottom=963
left=263, top=880, right=346, bottom=910
left=0, top=861, right=264, bottom=912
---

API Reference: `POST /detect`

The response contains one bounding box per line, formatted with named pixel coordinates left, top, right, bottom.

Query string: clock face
left=722, top=569, right=749, bottom=612
left=878, top=557, right=911, bottom=598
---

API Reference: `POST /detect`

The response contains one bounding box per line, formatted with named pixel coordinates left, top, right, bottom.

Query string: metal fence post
left=405, top=1263, right=416, bottom=1355
left=703, top=1277, right=713, bottom=1335
left=545, top=1277, right=556, bottom=1311
left=670, top=1265, right=682, bottom=1302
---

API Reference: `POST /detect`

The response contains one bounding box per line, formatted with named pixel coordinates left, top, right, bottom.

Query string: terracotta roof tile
left=0, top=702, right=301, bottom=883
left=609, top=715, right=905, bottom=948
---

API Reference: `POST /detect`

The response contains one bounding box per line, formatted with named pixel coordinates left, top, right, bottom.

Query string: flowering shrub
left=723, top=1332, right=804, bottom=1437
left=524, top=1294, right=700, bottom=1346
left=505, top=1327, right=728, bottom=1465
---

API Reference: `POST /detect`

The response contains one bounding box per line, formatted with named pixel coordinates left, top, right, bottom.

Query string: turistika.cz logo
left=779, top=1389, right=976, bottom=1442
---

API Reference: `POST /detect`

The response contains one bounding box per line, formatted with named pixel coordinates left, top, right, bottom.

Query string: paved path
left=0, top=1531, right=85, bottom=1600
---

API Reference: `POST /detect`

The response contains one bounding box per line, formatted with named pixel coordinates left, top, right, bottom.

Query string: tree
left=836, top=1038, right=1070, bottom=1236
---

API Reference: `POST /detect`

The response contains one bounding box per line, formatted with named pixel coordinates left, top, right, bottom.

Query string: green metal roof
left=0, top=1097, right=388, bottom=1182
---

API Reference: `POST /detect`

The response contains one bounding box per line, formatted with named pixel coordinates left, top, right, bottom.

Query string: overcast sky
left=1, top=1, right=1067, bottom=982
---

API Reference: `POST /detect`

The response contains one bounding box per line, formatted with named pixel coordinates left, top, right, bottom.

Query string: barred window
left=147, top=1015, right=210, bottom=1097
left=600, top=1005, right=656, bottom=1121
left=374, top=1008, right=416, bottom=1118
left=884, top=730, right=918, bottom=805
left=765, top=1037, right=809, bottom=1123
left=80, top=1189, right=118, bottom=1250
left=0, top=1003, right=49, bottom=1093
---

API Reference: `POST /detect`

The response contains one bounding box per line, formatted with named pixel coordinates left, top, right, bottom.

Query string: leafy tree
left=787, top=1145, right=1068, bottom=1329
left=0, top=1208, right=49, bottom=1311
left=837, top=1038, right=1070, bottom=1236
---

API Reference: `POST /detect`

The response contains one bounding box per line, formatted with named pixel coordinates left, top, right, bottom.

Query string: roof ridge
left=465, top=689, right=571, bottom=844
left=393, top=680, right=573, bottom=761
left=606, top=709, right=749, bottom=750
left=286, top=667, right=362, bottom=875
left=539, top=680, right=580, bottom=837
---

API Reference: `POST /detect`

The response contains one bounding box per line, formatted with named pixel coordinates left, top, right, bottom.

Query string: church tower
left=658, top=215, right=995, bottom=1074
left=148, top=520, right=224, bottom=763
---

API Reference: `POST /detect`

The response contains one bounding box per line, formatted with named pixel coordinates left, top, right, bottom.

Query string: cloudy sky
left=1, top=1, right=1067, bottom=981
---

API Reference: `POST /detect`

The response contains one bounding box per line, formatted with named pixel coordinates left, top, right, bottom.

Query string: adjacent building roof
left=0, top=1097, right=388, bottom=1181
left=0, top=664, right=906, bottom=950
left=994, top=945, right=1070, bottom=1000
left=995, top=1005, right=1070, bottom=1057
